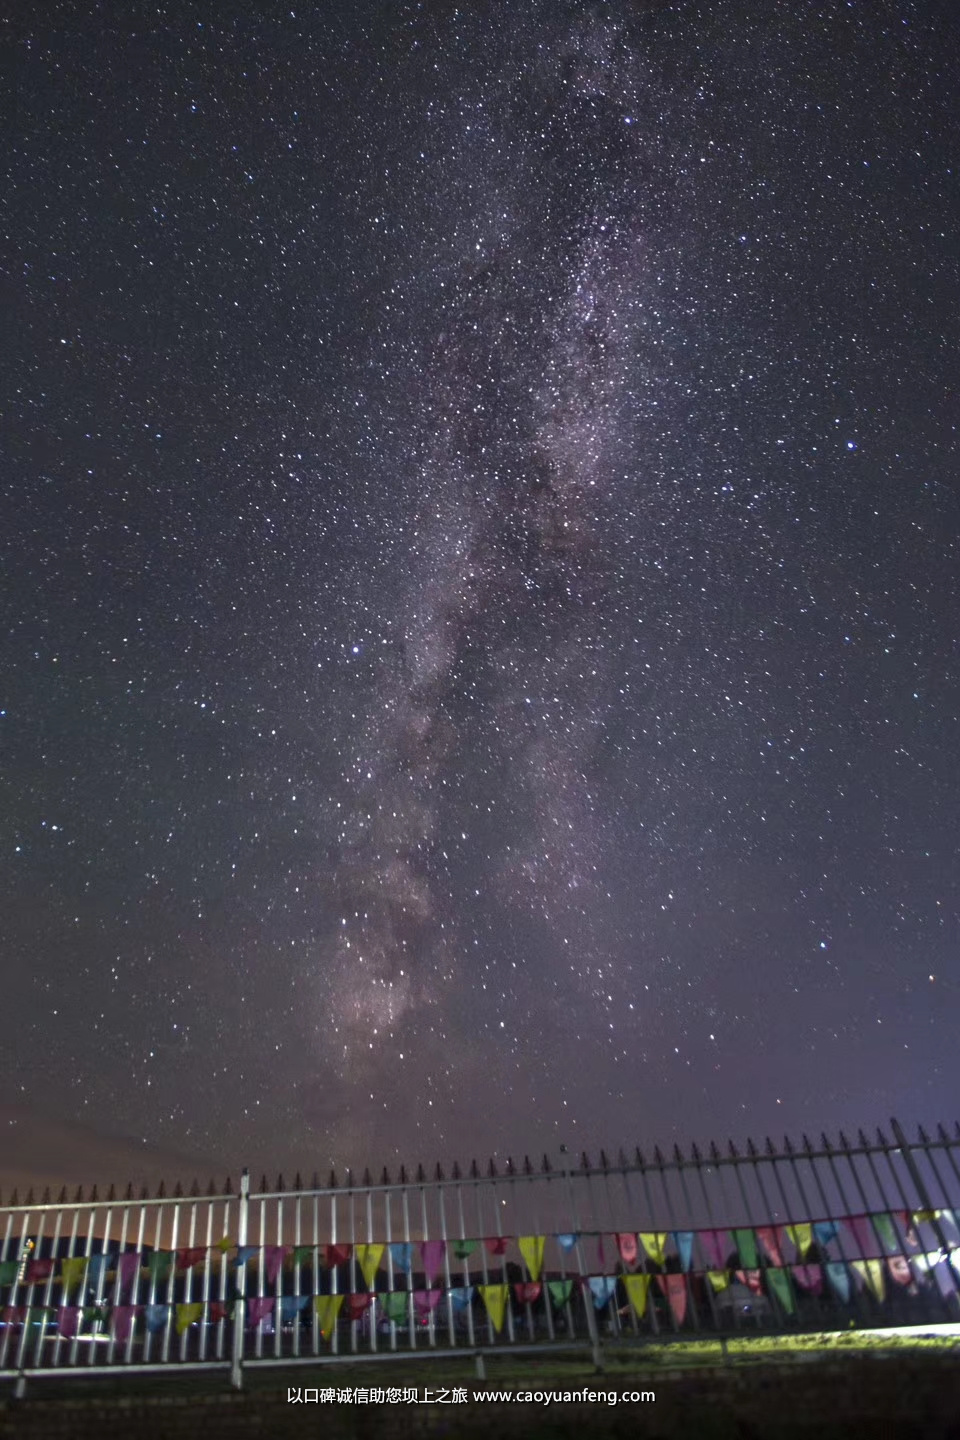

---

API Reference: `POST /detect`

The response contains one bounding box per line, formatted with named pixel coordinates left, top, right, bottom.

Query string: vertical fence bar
left=230, top=1170, right=249, bottom=1389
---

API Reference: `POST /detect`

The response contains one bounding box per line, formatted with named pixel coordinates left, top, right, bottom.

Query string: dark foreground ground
left=1, top=1352, right=959, bottom=1438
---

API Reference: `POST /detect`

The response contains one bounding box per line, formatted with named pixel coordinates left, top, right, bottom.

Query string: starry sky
left=4, top=0, right=958, bottom=1185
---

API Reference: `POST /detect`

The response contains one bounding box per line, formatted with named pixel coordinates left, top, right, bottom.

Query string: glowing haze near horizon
left=4, top=1, right=958, bottom=1181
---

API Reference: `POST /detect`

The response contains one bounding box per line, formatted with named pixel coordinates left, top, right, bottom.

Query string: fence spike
left=204, top=1177, right=216, bottom=1196
left=452, top=1160, right=462, bottom=1180
left=381, top=1167, right=391, bottom=1186
left=42, top=1187, right=51, bottom=1205
left=9, top=1189, right=18, bottom=1207
left=746, top=1137, right=758, bottom=1158
left=821, top=1133, right=833, bottom=1153
left=346, top=1169, right=355, bottom=1190
left=223, top=1177, right=234, bottom=1196
left=937, top=1123, right=948, bottom=1142
left=487, top=1158, right=498, bottom=1178
left=857, top=1129, right=869, bottom=1148
left=140, top=1185, right=149, bottom=1201
left=727, top=1140, right=739, bottom=1159
left=523, top=1155, right=533, bottom=1176
left=90, top=1185, right=99, bottom=1203
left=125, top=1182, right=135, bottom=1201
left=59, top=1187, right=68, bottom=1204
left=172, top=1180, right=183, bottom=1199
left=156, top=1181, right=166, bottom=1199
left=470, top=1160, right=479, bottom=1180
left=25, top=1188, right=34, bottom=1207
left=709, top=1142, right=721, bottom=1162
left=955, top=1121, right=960, bottom=1140
left=837, top=1131, right=849, bottom=1152
left=579, top=1152, right=590, bottom=1172
left=635, top=1147, right=645, bottom=1167
left=542, top=1154, right=551, bottom=1174
left=506, top=1156, right=515, bottom=1176
left=783, top=1135, right=794, bottom=1156
left=435, top=1162, right=444, bottom=1182
left=599, top=1149, right=610, bottom=1171
left=691, top=1142, right=701, bottom=1162
left=918, top=1124, right=929, bottom=1144
left=309, top=1173, right=319, bottom=1191
left=107, top=1183, right=116, bottom=1201
left=362, top=1168, right=372, bottom=1187
left=398, top=1165, right=407, bottom=1185
left=416, top=1164, right=426, bottom=1184
left=802, top=1134, right=814, bottom=1154
left=189, top=1178, right=200, bottom=1198
left=765, top=1137, right=777, bottom=1156
left=673, top=1144, right=684, bottom=1165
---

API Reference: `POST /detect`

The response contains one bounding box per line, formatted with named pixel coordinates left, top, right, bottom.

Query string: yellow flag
left=785, top=1224, right=812, bottom=1257
left=60, top=1257, right=87, bottom=1296
left=175, top=1302, right=203, bottom=1335
left=622, top=1273, right=651, bottom=1318
left=639, top=1232, right=668, bottom=1266
left=518, top=1235, right=545, bottom=1283
left=479, top=1283, right=509, bottom=1334
left=912, top=1209, right=937, bottom=1225
left=707, top=1271, right=729, bottom=1292
left=851, top=1259, right=885, bottom=1302
left=355, top=1243, right=385, bottom=1290
left=314, top=1293, right=344, bottom=1338
left=215, top=1236, right=234, bottom=1254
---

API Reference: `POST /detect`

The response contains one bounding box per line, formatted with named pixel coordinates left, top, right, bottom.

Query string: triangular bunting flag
left=616, top=1233, right=638, bottom=1268
left=732, top=1230, right=758, bottom=1269
left=56, top=1305, right=80, bottom=1339
left=280, top=1295, right=309, bottom=1322
left=792, top=1264, right=823, bottom=1294
left=657, top=1273, right=687, bottom=1325
left=346, top=1293, right=371, bottom=1322
left=413, top=1289, right=442, bottom=1319
left=450, top=1286, right=474, bottom=1310
left=389, top=1243, right=413, bottom=1272
left=698, top=1230, right=730, bottom=1270
left=176, top=1302, right=203, bottom=1335
left=420, top=1240, right=446, bottom=1285
left=514, top=1282, right=541, bottom=1305
left=555, top=1234, right=579, bottom=1252
left=851, top=1259, right=885, bottom=1302
left=765, top=1269, right=795, bottom=1314
left=784, top=1224, right=813, bottom=1258
left=825, top=1261, right=851, bottom=1303
left=112, top=1305, right=139, bottom=1343
left=356, top=1243, right=385, bottom=1290
left=707, top=1270, right=729, bottom=1292
left=870, top=1214, right=900, bottom=1256
left=547, top=1279, right=574, bottom=1308
left=264, top=1246, right=290, bottom=1287
left=756, top=1227, right=783, bottom=1267
left=484, top=1237, right=510, bottom=1258
left=323, top=1243, right=352, bottom=1268
left=247, top=1296, right=274, bottom=1328
left=622, top=1273, right=651, bottom=1319
left=60, top=1257, right=87, bottom=1296
left=639, top=1233, right=668, bottom=1266
left=479, top=1283, right=509, bottom=1332
left=813, top=1220, right=840, bottom=1248
left=313, top=1293, right=344, bottom=1337
left=379, top=1292, right=409, bottom=1324
left=588, top=1276, right=618, bottom=1309
left=145, top=1304, right=168, bottom=1332
left=518, top=1236, right=545, bottom=1282
left=453, top=1240, right=478, bottom=1260
left=672, top=1232, right=695, bottom=1273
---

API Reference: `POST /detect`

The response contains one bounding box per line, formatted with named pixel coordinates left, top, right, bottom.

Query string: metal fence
left=2, top=1118, right=959, bottom=1391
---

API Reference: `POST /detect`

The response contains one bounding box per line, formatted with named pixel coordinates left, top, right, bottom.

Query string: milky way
left=4, top=0, right=958, bottom=1177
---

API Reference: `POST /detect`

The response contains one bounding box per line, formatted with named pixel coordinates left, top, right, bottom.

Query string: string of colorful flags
left=2, top=1207, right=956, bottom=1294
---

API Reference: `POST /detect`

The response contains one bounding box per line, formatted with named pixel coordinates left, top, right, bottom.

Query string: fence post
left=230, top=1169, right=250, bottom=1390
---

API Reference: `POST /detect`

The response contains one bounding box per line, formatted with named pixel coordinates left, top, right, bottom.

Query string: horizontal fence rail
left=1, top=1119, right=959, bottom=1391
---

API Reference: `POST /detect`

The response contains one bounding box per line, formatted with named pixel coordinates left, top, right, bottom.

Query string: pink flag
left=616, top=1233, right=638, bottom=1268
left=324, top=1243, right=352, bottom=1267
left=413, top=1289, right=442, bottom=1320
left=420, top=1240, right=446, bottom=1284
left=657, top=1274, right=687, bottom=1325
left=845, top=1216, right=880, bottom=1258
left=699, top=1230, right=730, bottom=1270
left=791, top=1265, right=823, bottom=1294
left=264, top=1246, right=290, bottom=1287
left=246, top=1296, right=274, bottom=1328
left=112, top=1305, right=139, bottom=1344
left=177, top=1247, right=206, bottom=1272
left=736, top=1269, right=763, bottom=1294
left=57, top=1306, right=80, bottom=1340
left=514, top=1282, right=541, bottom=1305
left=484, top=1236, right=509, bottom=1257
left=118, top=1253, right=142, bottom=1292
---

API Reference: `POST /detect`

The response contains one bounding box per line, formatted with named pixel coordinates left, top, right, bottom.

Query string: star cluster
left=3, top=0, right=958, bottom=1178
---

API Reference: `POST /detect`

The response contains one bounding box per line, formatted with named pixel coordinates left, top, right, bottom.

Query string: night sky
left=4, top=0, right=958, bottom=1184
